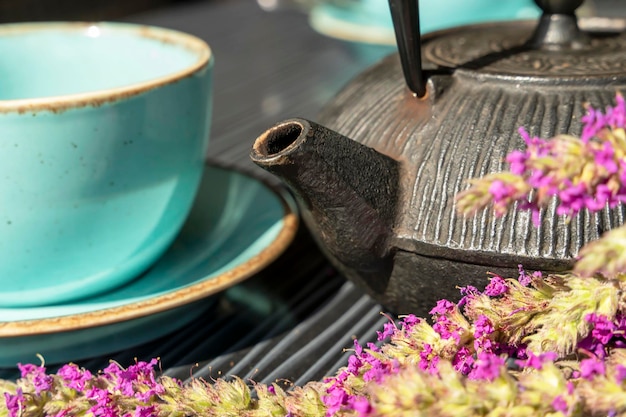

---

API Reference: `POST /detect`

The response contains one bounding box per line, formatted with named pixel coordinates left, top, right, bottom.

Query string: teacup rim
left=0, top=21, right=212, bottom=114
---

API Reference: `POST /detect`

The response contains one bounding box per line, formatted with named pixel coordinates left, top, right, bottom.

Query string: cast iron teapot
left=251, top=0, right=626, bottom=314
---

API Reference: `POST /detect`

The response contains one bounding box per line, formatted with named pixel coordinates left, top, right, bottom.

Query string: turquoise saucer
left=0, top=164, right=298, bottom=366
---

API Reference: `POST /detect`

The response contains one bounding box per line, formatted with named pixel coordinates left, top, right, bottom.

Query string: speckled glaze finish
left=0, top=22, right=213, bottom=307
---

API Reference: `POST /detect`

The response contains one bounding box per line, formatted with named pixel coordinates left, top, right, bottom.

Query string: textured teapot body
left=252, top=17, right=626, bottom=314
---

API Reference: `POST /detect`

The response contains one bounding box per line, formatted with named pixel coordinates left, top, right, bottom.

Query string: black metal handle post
left=388, top=0, right=426, bottom=97
left=533, top=0, right=583, bottom=14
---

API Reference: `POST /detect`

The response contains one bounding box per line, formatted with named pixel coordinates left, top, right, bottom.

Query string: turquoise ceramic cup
left=0, top=22, right=213, bottom=307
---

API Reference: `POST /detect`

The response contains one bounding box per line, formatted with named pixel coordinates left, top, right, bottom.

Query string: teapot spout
left=251, top=118, right=399, bottom=294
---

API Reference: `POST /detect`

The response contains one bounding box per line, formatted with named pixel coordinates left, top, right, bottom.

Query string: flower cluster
left=2, top=359, right=167, bottom=417
left=457, top=93, right=626, bottom=279
left=0, top=357, right=329, bottom=417
left=456, top=93, right=626, bottom=226
left=321, top=267, right=626, bottom=416
left=3, top=267, right=626, bottom=416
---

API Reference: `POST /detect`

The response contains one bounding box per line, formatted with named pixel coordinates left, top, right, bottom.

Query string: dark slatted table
left=1, top=0, right=623, bottom=388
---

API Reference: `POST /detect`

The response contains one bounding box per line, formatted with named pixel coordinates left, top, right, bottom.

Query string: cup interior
left=0, top=23, right=208, bottom=100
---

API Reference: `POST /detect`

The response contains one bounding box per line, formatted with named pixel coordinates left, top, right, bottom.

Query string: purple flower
left=515, top=351, right=558, bottom=370
left=579, top=313, right=625, bottom=358
left=86, top=386, right=118, bottom=417
left=452, top=346, right=475, bottom=375
left=552, top=395, right=568, bottom=413
left=363, top=360, right=387, bottom=383
left=353, top=339, right=363, bottom=356
left=400, top=314, right=420, bottom=332
left=120, top=358, right=159, bottom=383
left=556, top=181, right=587, bottom=216
left=329, top=370, right=348, bottom=387
left=433, top=315, right=461, bottom=342
left=473, top=315, right=499, bottom=354
left=458, top=285, right=479, bottom=307
left=580, top=357, right=606, bottom=380
left=134, top=405, right=156, bottom=417
left=517, top=264, right=532, bottom=287
left=104, top=359, right=164, bottom=401
left=429, top=299, right=456, bottom=316
left=607, top=93, right=626, bottom=128
left=17, top=363, right=41, bottom=378
left=324, top=339, right=397, bottom=414
left=595, top=141, right=618, bottom=173
left=103, top=362, right=123, bottom=379
left=473, top=315, right=494, bottom=338
left=484, top=276, right=508, bottom=296
left=505, top=150, right=527, bottom=175
left=350, top=395, right=372, bottom=416
left=135, top=384, right=165, bottom=403
left=347, top=355, right=363, bottom=377
left=57, top=363, right=93, bottom=391
left=581, top=103, right=610, bottom=142
left=488, top=180, right=514, bottom=202
left=17, top=363, right=53, bottom=394
left=4, top=389, right=24, bottom=417
left=585, top=183, right=612, bottom=211
left=518, top=127, right=548, bottom=151
left=323, top=387, right=348, bottom=417
left=376, top=321, right=396, bottom=341
left=459, top=285, right=478, bottom=296
left=516, top=265, right=542, bottom=287
left=366, top=342, right=379, bottom=352
left=468, top=352, right=505, bottom=381
left=587, top=313, right=616, bottom=345
left=474, top=336, right=494, bottom=354
left=418, top=344, right=440, bottom=375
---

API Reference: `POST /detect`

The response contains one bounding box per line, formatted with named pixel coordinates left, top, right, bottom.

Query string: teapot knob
left=529, top=0, right=589, bottom=49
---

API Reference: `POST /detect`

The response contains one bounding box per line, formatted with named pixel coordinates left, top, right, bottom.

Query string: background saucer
left=309, top=0, right=540, bottom=45
left=0, top=164, right=298, bottom=366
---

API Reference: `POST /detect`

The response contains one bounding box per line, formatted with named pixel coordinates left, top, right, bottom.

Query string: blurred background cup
left=0, top=22, right=213, bottom=307
left=305, top=0, right=542, bottom=45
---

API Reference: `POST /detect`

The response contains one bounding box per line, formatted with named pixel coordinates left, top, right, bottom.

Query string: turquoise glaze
left=309, top=0, right=540, bottom=45
left=0, top=165, right=297, bottom=366
left=0, top=22, right=213, bottom=307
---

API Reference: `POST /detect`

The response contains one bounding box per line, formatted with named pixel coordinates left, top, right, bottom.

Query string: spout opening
left=254, top=121, right=304, bottom=158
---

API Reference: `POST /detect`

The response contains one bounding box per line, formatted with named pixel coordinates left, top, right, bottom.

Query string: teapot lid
left=389, top=0, right=626, bottom=97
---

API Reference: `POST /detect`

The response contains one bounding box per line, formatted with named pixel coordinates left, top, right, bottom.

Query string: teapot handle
left=388, top=0, right=426, bottom=97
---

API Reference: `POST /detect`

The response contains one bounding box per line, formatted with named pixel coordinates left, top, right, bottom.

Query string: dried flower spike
left=456, top=93, right=626, bottom=226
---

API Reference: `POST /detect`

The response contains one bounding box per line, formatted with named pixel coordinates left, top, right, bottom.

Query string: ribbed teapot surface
left=318, top=18, right=626, bottom=272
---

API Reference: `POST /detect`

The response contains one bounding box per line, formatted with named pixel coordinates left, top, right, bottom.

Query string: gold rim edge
left=0, top=21, right=212, bottom=113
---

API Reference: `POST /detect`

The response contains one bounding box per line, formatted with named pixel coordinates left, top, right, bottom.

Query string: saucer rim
left=308, top=3, right=396, bottom=46
left=0, top=164, right=299, bottom=337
